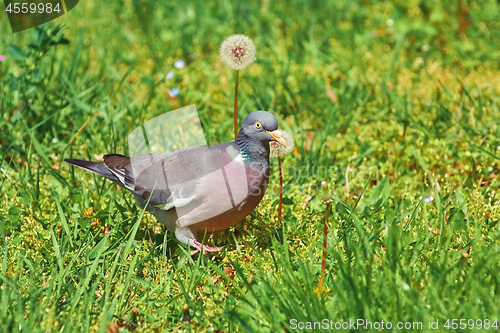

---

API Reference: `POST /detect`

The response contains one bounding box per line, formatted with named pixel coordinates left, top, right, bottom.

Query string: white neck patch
left=226, top=146, right=245, bottom=164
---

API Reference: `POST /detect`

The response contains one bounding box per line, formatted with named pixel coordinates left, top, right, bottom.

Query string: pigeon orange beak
left=268, top=129, right=286, bottom=147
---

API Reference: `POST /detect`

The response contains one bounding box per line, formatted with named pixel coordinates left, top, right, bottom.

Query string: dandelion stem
left=278, top=156, right=283, bottom=223
left=234, top=70, right=239, bottom=140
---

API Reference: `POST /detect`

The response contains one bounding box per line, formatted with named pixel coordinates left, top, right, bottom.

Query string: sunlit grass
left=2, top=0, right=500, bottom=332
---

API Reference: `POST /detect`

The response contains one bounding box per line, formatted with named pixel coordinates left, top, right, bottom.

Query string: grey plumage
left=65, top=110, right=286, bottom=253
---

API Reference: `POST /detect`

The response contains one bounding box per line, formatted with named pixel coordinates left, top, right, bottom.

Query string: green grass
left=2, top=0, right=500, bottom=332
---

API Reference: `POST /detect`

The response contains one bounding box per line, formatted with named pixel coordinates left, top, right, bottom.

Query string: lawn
left=2, top=0, right=500, bottom=332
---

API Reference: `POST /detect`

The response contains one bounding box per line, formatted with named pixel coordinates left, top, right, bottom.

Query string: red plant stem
left=234, top=70, right=239, bottom=140
left=278, top=156, right=283, bottom=222
left=318, top=203, right=330, bottom=295
left=321, top=203, right=330, bottom=273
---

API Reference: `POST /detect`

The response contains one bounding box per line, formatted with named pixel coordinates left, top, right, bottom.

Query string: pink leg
left=193, top=240, right=223, bottom=253
left=175, top=227, right=223, bottom=255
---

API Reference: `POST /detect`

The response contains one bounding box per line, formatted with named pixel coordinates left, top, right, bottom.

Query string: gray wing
left=103, top=143, right=235, bottom=210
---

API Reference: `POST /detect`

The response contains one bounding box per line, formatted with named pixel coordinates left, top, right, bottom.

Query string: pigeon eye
left=255, top=122, right=262, bottom=129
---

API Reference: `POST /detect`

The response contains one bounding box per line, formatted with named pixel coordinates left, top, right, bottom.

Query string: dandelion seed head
left=220, top=34, right=256, bottom=70
left=270, top=130, right=294, bottom=158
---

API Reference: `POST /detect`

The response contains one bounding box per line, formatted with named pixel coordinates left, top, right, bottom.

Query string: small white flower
left=174, top=60, right=185, bottom=68
left=270, top=130, right=294, bottom=158
left=220, top=34, right=256, bottom=70
left=386, top=19, right=394, bottom=27
left=166, top=71, right=174, bottom=79
left=421, top=44, right=429, bottom=52
left=168, top=87, right=179, bottom=97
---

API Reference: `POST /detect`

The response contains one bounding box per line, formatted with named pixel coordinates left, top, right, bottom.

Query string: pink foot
left=193, top=240, right=223, bottom=254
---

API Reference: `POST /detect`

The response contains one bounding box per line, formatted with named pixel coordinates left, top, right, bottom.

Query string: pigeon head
left=237, top=111, right=286, bottom=147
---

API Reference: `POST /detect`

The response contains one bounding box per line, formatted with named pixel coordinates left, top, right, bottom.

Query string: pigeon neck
left=235, top=135, right=270, bottom=164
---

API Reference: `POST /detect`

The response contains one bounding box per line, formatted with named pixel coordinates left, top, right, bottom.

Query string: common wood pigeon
left=65, top=111, right=286, bottom=253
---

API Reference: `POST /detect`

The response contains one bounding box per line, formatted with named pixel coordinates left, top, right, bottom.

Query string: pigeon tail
left=65, top=159, right=119, bottom=181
